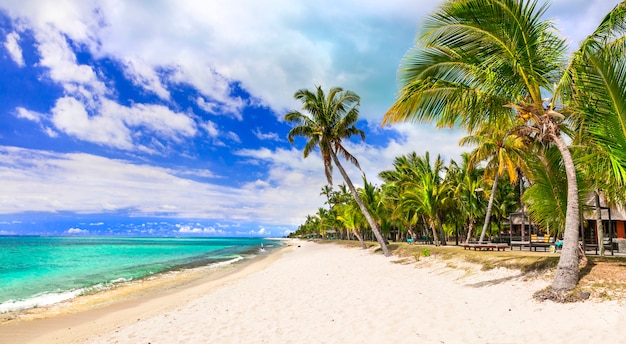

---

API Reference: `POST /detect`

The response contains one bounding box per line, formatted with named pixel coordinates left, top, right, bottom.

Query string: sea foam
left=0, top=288, right=85, bottom=314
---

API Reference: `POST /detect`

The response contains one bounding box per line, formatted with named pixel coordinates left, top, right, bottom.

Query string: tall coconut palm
left=285, top=86, right=391, bottom=256
left=460, top=118, right=526, bottom=243
left=563, top=2, right=626, bottom=256
left=382, top=0, right=589, bottom=291
left=564, top=1, right=626, bottom=186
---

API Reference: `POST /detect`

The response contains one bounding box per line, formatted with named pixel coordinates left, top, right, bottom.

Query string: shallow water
left=0, top=236, right=274, bottom=313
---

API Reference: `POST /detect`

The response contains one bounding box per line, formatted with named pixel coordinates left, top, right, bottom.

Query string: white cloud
left=196, top=96, right=245, bottom=121
left=0, top=0, right=439, bottom=122
left=45, top=96, right=198, bottom=151
left=0, top=119, right=468, bottom=229
left=67, top=227, right=88, bottom=234
left=200, top=120, right=219, bottom=138
left=225, top=131, right=241, bottom=143
left=15, top=107, right=44, bottom=123
left=0, top=0, right=614, bottom=125
left=4, top=31, right=25, bottom=67
left=253, top=129, right=281, bottom=142
left=176, top=224, right=225, bottom=235
left=0, top=146, right=322, bottom=226
left=123, top=58, right=171, bottom=100
left=51, top=96, right=133, bottom=150
left=35, top=27, right=107, bottom=97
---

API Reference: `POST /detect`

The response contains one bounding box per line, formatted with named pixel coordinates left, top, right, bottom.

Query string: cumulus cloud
left=0, top=0, right=440, bottom=122
left=67, top=227, right=88, bottom=234
left=0, top=0, right=611, bottom=127
left=176, top=224, right=226, bottom=235
left=4, top=31, right=25, bottom=67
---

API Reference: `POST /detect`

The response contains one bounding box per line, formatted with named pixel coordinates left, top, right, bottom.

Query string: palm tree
left=460, top=118, right=526, bottom=243
left=564, top=2, right=626, bottom=257
left=359, top=176, right=391, bottom=243
left=383, top=0, right=588, bottom=291
left=320, top=185, right=334, bottom=208
left=523, top=145, right=571, bottom=239
left=402, top=152, right=448, bottom=245
left=379, top=154, right=423, bottom=242
left=285, top=86, right=391, bottom=256
left=449, top=153, right=484, bottom=243
left=564, top=1, right=626, bottom=186
left=336, top=200, right=367, bottom=248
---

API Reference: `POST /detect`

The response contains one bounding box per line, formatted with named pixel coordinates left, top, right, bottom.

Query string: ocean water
left=0, top=236, right=276, bottom=313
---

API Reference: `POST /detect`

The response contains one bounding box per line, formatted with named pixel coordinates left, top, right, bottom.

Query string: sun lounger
left=529, top=235, right=553, bottom=252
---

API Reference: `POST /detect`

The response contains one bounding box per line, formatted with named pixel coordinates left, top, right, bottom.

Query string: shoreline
left=2, top=239, right=625, bottom=343
left=0, top=241, right=294, bottom=343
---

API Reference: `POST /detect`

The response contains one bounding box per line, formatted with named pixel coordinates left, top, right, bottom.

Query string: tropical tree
left=523, top=145, right=570, bottom=238
left=460, top=118, right=526, bottom=243
left=402, top=152, right=448, bottom=245
left=383, top=0, right=590, bottom=291
left=320, top=185, right=334, bottom=208
left=336, top=200, right=367, bottom=248
left=564, top=2, right=626, bottom=256
left=379, top=154, right=424, bottom=242
left=449, top=153, right=485, bottom=243
left=285, top=86, right=391, bottom=256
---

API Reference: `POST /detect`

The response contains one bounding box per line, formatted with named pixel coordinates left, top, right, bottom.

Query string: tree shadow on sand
left=464, top=272, right=534, bottom=288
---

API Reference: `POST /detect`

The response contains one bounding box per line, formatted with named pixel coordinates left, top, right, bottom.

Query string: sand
left=1, top=239, right=625, bottom=343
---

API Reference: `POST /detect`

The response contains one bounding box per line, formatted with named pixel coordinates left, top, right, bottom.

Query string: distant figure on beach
left=260, top=243, right=265, bottom=252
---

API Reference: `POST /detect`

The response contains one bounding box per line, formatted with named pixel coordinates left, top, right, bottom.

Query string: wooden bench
left=461, top=243, right=509, bottom=251
left=584, top=239, right=615, bottom=256
left=510, top=240, right=530, bottom=250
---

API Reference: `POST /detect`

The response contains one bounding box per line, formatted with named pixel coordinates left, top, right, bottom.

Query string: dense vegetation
left=286, top=0, right=626, bottom=293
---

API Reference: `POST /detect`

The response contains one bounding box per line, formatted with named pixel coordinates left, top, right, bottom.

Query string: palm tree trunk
left=352, top=229, right=367, bottom=249
left=594, top=189, right=605, bottom=257
left=429, top=219, right=440, bottom=246
left=551, top=136, right=580, bottom=292
left=479, top=173, right=499, bottom=243
left=437, top=213, right=446, bottom=246
left=330, top=151, right=391, bottom=256
left=465, top=220, right=474, bottom=244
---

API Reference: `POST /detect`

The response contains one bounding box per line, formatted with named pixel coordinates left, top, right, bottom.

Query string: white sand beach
left=2, top=240, right=625, bottom=343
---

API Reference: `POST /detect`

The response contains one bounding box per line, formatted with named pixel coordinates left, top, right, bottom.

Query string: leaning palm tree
left=285, top=86, right=391, bottom=256
left=383, top=0, right=586, bottom=291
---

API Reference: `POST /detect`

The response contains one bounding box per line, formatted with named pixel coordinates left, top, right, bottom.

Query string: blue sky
left=0, top=0, right=619, bottom=237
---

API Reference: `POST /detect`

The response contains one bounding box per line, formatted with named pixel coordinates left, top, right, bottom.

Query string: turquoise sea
left=0, top=236, right=277, bottom=313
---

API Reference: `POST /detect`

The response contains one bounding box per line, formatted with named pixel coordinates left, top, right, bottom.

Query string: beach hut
left=581, top=193, right=626, bottom=253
